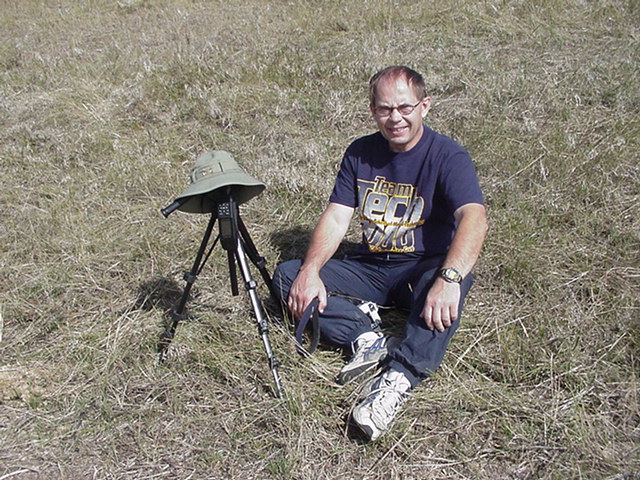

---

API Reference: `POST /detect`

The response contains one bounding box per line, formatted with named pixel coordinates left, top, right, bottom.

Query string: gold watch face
left=441, top=268, right=461, bottom=283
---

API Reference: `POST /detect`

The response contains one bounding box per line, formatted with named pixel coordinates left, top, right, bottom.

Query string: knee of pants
left=272, top=259, right=302, bottom=302
left=317, top=295, right=377, bottom=349
left=411, top=272, right=474, bottom=310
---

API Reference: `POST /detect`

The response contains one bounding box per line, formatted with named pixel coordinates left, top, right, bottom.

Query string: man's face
left=370, top=76, right=431, bottom=153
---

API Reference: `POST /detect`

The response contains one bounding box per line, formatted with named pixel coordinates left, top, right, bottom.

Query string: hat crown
left=189, top=151, right=243, bottom=185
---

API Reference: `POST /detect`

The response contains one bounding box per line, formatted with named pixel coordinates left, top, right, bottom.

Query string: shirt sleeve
left=438, top=150, right=484, bottom=212
left=329, top=151, right=359, bottom=208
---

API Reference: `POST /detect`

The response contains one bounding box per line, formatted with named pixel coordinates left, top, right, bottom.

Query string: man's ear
left=421, top=97, right=432, bottom=118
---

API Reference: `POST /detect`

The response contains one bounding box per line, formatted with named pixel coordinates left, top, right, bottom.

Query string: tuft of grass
left=1, top=0, right=638, bottom=479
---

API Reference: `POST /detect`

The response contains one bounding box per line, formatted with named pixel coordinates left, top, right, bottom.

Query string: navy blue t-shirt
left=329, top=126, right=484, bottom=257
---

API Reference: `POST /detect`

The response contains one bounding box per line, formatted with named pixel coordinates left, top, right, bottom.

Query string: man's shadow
left=266, top=225, right=360, bottom=312
left=269, top=226, right=360, bottom=263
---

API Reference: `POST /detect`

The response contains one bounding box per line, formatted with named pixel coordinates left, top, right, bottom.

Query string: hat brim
left=175, top=177, right=265, bottom=213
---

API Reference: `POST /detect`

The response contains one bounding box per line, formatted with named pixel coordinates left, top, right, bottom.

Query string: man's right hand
left=287, top=268, right=328, bottom=320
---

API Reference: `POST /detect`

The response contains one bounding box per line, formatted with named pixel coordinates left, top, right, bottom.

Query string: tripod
left=157, top=193, right=284, bottom=398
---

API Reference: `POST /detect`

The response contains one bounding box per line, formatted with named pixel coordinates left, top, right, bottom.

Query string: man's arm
left=288, top=202, right=354, bottom=319
left=421, top=202, right=488, bottom=332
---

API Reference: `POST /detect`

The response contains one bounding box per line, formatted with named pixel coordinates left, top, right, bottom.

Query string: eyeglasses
left=373, top=100, right=423, bottom=117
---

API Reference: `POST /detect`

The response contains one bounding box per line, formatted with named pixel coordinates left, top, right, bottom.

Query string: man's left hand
left=420, top=278, right=461, bottom=332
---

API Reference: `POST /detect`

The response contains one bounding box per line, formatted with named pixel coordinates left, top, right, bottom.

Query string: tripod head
left=216, top=196, right=239, bottom=252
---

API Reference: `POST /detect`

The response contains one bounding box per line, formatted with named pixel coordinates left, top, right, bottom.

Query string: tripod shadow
left=134, top=276, right=184, bottom=313
left=132, top=277, right=191, bottom=334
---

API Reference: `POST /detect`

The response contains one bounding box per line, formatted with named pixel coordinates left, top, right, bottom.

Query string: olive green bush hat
left=175, top=150, right=266, bottom=214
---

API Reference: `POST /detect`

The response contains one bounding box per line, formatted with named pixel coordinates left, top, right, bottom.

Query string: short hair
left=368, top=66, right=427, bottom=105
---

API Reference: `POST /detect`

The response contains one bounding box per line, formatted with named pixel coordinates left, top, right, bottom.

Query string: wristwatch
left=439, top=267, right=463, bottom=284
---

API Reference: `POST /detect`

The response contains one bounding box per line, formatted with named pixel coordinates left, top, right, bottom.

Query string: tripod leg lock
left=183, top=271, right=197, bottom=283
left=269, top=356, right=280, bottom=370
left=244, top=279, right=258, bottom=291
left=170, top=309, right=188, bottom=323
left=257, top=319, right=269, bottom=336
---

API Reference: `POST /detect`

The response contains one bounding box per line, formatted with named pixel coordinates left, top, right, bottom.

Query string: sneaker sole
left=336, top=360, right=381, bottom=385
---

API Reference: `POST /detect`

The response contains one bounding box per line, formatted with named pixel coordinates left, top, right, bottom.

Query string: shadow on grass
left=269, top=226, right=312, bottom=262
left=134, top=276, right=184, bottom=313
left=269, top=226, right=360, bottom=263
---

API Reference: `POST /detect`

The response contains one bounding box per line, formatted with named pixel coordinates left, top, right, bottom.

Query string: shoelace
left=367, top=377, right=409, bottom=421
left=351, top=335, right=383, bottom=359
left=362, top=337, right=386, bottom=358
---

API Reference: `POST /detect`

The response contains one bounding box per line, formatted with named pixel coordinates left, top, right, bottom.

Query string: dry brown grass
left=1, top=0, right=638, bottom=479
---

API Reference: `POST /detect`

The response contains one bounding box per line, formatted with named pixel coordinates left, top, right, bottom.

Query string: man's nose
left=388, top=108, right=403, bottom=121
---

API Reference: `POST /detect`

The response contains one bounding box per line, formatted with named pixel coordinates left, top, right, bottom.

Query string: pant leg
left=272, top=259, right=389, bottom=349
left=386, top=263, right=474, bottom=388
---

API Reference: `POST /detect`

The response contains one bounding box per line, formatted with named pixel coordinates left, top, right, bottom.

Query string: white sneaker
left=336, top=332, right=401, bottom=385
left=350, top=369, right=411, bottom=441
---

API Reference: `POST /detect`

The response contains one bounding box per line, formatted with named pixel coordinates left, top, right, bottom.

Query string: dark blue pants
left=272, top=253, right=473, bottom=388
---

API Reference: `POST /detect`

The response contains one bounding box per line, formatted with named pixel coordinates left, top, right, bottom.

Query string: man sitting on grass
left=273, top=65, right=488, bottom=441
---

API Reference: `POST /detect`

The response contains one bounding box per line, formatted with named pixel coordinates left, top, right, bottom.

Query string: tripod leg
left=158, top=213, right=217, bottom=362
left=234, top=238, right=284, bottom=398
left=237, top=216, right=276, bottom=299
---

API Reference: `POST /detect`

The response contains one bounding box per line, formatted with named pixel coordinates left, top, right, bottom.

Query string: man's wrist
left=299, top=263, right=322, bottom=276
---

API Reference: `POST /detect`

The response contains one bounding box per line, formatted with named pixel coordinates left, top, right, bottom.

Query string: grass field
left=1, top=1, right=638, bottom=479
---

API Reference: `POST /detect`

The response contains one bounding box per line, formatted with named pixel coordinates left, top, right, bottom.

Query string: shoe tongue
left=356, top=331, right=380, bottom=348
left=383, top=370, right=411, bottom=392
